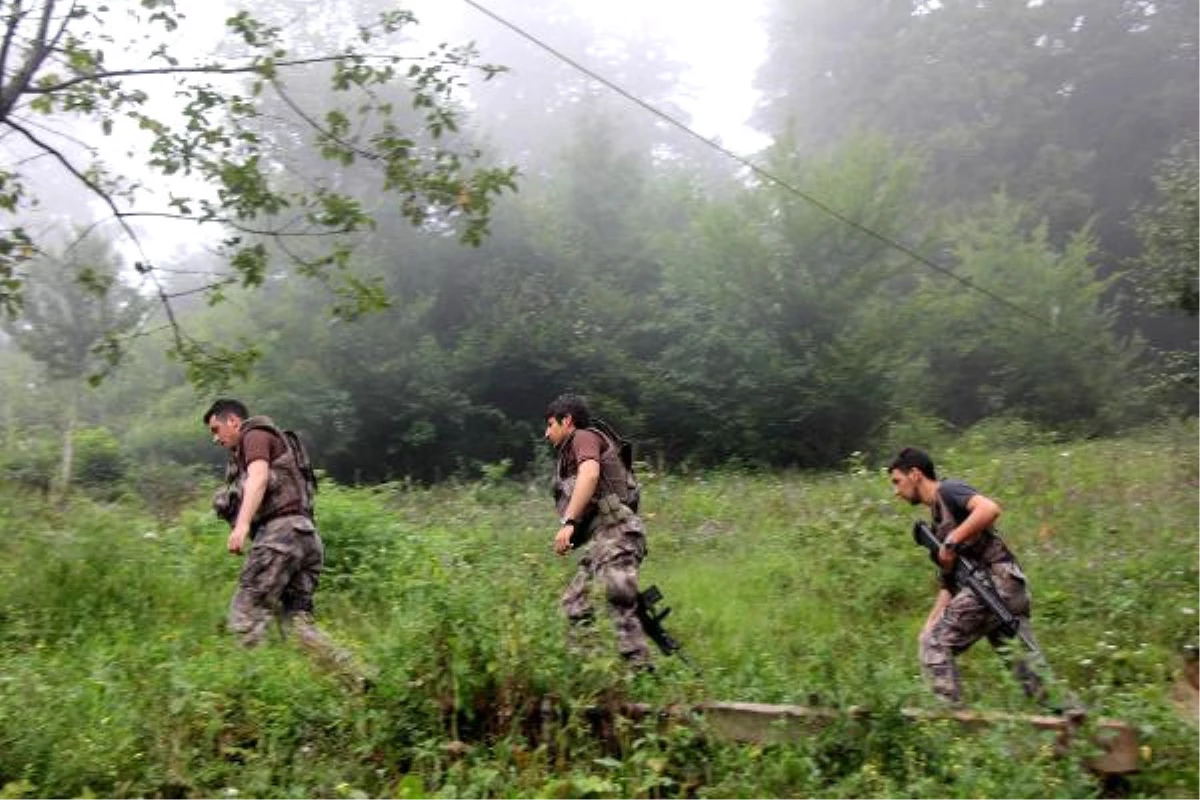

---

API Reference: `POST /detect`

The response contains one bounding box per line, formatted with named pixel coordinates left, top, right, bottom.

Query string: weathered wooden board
left=616, top=701, right=1139, bottom=776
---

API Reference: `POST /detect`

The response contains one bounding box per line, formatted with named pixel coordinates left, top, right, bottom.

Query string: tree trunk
left=2, top=385, right=13, bottom=452
left=57, top=386, right=77, bottom=497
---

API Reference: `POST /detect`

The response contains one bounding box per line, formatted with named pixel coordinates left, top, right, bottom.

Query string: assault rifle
left=637, top=585, right=699, bottom=673
left=912, top=521, right=1042, bottom=656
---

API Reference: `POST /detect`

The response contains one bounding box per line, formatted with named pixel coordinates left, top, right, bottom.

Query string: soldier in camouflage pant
left=205, top=398, right=365, bottom=688
left=227, top=517, right=324, bottom=644
left=890, top=446, right=1048, bottom=706
left=545, top=393, right=652, bottom=667
left=560, top=519, right=650, bottom=663
left=917, top=559, right=1045, bottom=704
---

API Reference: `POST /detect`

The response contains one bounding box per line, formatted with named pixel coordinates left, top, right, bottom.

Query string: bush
left=73, top=426, right=127, bottom=490
left=871, top=412, right=957, bottom=465
left=124, top=413, right=225, bottom=474
left=133, top=461, right=211, bottom=521
left=0, top=427, right=56, bottom=495
left=0, top=428, right=1195, bottom=797
left=958, top=416, right=1060, bottom=452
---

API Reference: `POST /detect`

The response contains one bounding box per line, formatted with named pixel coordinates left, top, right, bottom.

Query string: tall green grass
left=0, top=422, right=1195, bottom=797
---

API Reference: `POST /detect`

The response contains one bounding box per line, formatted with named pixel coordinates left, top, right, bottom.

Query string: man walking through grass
left=888, top=446, right=1047, bottom=706
left=545, top=393, right=653, bottom=669
left=204, top=398, right=365, bottom=687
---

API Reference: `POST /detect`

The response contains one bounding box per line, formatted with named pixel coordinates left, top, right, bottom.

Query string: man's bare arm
left=950, top=493, right=1001, bottom=546
left=234, top=460, right=269, bottom=529
left=554, top=459, right=600, bottom=555
left=562, top=459, right=600, bottom=521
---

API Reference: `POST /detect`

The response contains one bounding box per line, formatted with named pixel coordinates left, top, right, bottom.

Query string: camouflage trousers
left=228, top=516, right=366, bottom=687
left=918, top=560, right=1046, bottom=705
left=561, top=523, right=652, bottom=665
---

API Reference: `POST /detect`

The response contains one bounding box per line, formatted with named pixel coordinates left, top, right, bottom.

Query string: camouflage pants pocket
left=991, top=562, right=1031, bottom=617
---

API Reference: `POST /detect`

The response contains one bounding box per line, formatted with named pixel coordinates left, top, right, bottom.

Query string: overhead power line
left=458, top=0, right=1075, bottom=334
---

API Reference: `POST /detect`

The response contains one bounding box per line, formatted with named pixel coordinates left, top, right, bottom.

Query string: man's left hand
left=228, top=523, right=250, bottom=555
left=554, top=524, right=575, bottom=555
left=937, top=543, right=957, bottom=570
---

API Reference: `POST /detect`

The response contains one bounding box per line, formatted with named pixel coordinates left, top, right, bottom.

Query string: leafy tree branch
left=0, top=0, right=517, bottom=386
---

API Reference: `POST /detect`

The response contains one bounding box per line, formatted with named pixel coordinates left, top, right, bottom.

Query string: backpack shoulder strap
left=240, top=415, right=282, bottom=439
left=590, top=418, right=634, bottom=473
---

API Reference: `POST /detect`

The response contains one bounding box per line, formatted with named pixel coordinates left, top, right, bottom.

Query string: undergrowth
left=0, top=422, right=1195, bottom=797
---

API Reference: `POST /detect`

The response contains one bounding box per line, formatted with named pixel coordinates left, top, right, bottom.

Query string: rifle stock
left=637, top=585, right=699, bottom=673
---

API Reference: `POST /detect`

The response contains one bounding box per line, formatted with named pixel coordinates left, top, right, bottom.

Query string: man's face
left=544, top=415, right=573, bottom=448
left=208, top=413, right=242, bottom=451
left=890, top=467, right=923, bottom=506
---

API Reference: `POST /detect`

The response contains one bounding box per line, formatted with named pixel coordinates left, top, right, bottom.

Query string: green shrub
left=133, top=461, right=210, bottom=521
left=73, top=426, right=127, bottom=490
left=124, top=413, right=224, bottom=472
left=0, top=427, right=56, bottom=495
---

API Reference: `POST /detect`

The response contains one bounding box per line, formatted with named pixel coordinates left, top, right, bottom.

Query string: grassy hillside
left=0, top=422, right=1195, bottom=798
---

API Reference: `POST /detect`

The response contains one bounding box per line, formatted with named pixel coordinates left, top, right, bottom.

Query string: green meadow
left=0, top=422, right=1196, bottom=798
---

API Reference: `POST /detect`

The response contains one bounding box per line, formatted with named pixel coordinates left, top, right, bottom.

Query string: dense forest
left=0, top=0, right=1195, bottom=491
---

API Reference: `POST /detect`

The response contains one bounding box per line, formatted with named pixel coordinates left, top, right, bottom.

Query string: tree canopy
left=0, top=0, right=517, bottom=383
left=753, top=0, right=1198, bottom=256
left=1129, top=140, right=1199, bottom=318
left=0, top=0, right=1193, bottom=484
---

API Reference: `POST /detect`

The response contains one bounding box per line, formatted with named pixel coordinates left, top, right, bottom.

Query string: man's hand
left=937, top=542, right=957, bottom=570
left=554, top=524, right=575, bottom=555
left=228, top=523, right=250, bottom=555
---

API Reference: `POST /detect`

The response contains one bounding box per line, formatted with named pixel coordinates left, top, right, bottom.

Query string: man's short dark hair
left=889, top=447, right=937, bottom=480
left=203, top=398, right=250, bottom=425
left=545, top=393, right=591, bottom=429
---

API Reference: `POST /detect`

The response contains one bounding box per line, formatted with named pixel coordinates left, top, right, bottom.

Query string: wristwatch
left=942, top=540, right=961, bottom=553
left=560, top=517, right=577, bottom=529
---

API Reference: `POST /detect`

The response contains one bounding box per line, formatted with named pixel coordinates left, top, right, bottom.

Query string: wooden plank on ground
left=688, top=701, right=1139, bottom=776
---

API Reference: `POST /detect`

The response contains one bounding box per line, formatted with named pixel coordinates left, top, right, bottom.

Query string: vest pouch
left=291, top=516, right=316, bottom=535
left=596, top=492, right=631, bottom=524
left=252, top=513, right=315, bottom=546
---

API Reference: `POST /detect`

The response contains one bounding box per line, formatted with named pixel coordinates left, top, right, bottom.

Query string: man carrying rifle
left=888, top=447, right=1046, bottom=706
left=545, top=393, right=653, bottom=669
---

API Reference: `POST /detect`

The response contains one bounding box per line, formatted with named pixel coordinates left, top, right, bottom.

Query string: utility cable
left=459, top=0, right=1085, bottom=336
